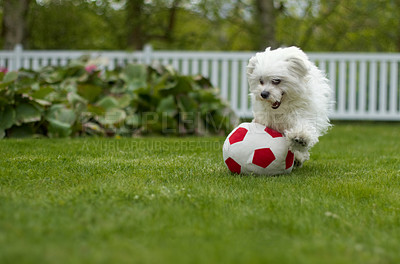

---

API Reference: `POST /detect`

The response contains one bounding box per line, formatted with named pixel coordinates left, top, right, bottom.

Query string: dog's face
left=247, top=46, right=310, bottom=110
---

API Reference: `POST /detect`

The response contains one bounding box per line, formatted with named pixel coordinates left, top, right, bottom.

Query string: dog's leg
left=285, top=122, right=318, bottom=168
left=285, top=123, right=318, bottom=152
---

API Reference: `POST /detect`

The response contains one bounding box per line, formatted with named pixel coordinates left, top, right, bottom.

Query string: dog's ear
left=285, top=47, right=310, bottom=77
left=286, top=56, right=309, bottom=77
left=247, top=56, right=258, bottom=76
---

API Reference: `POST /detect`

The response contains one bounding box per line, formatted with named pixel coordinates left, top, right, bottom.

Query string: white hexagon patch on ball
left=222, top=122, right=294, bottom=175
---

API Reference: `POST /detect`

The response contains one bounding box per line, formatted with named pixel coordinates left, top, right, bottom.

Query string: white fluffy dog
left=247, top=46, right=332, bottom=167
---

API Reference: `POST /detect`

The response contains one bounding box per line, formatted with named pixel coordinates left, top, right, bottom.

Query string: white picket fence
left=1, top=44, right=400, bottom=120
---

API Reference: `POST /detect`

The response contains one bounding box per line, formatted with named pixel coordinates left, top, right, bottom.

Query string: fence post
left=143, top=44, right=153, bottom=65
left=13, top=44, right=23, bottom=71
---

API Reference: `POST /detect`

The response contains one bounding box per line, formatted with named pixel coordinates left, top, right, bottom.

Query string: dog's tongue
left=272, top=101, right=281, bottom=109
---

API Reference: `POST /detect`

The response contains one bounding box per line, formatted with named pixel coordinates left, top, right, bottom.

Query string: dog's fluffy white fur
left=247, top=46, right=332, bottom=167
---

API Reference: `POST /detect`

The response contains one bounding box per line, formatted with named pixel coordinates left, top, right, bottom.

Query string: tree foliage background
left=1, top=0, right=400, bottom=52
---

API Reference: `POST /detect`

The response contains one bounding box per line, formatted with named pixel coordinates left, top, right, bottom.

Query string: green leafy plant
left=0, top=59, right=237, bottom=138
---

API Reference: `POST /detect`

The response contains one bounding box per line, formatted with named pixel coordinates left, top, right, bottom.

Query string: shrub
left=0, top=59, right=237, bottom=138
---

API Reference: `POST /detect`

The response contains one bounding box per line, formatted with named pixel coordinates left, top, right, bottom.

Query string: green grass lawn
left=1, top=123, right=400, bottom=264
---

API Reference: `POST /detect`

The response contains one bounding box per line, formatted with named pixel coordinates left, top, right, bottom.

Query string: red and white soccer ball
left=222, top=122, right=295, bottom=175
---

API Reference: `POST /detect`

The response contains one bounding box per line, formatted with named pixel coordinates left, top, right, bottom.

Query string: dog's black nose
left=261, top=91, right=270, bottom=99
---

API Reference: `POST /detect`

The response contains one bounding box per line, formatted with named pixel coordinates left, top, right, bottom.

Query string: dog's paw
left=293, top=137, right=308, bottom=147
left=293, top=151, right=310, bottom=169
left=285, top=126, right=318, bottom=151
left=294, top=159, right=303, bottom=168
left=287, top=134, right=310, bottom=151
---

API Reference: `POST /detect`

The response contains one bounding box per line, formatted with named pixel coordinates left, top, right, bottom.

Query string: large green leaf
left=117, top=94, right=132, bottom=108
left=31, top=86, right=54, bottom=99
left=63, top=65, right=86, bottom=78
left=151, top=73, right=176, bottom=93
left=87, top=104, right=105, bottom=116
left=15, top=103, right=41, bottom=124
left=96, top=96, right=119, bottom=110
left=67, top=92, right=87, bottom=113
left=46, top=104, right=76, bottom=137
left=122, top=64, right=147, bottom=91
left=176, top=94, right=197, bottom=113
left=77, top=84, right=102, bottom=103
left=0, top=106, right=16, bottom=128
left=97, top=108, right=126, bottom=126
left=156, top=95, right=177, bottom=117
left=3, top=71, right=18, bottom=83
left=159, top=76, right=193, bottom=96
left=47, top=119, right=72, bottom=138
left=0, top=71, right=18, bottom=89
left=13, top=73, right=37, bottom=94
left=0, top=106, right=16, bottom=130
left=46, top=104, right=76, bottom=126
left=123, top=64, right=147, bottom=80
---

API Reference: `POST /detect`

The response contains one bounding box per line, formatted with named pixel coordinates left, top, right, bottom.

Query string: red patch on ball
left=252, top=148, right=276, bottom=168
left=265, top=127, right=283, bottom=138
left=225, top=157, right=241, bottom=174
left=285, top=150, right=295, bottom=169
left=229, top=127, right=248, bottom=145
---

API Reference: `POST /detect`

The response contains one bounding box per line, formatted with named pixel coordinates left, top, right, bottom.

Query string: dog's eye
left=259, top=79, right=264, bottom=85
left=272, top=79, right=281, bottom=85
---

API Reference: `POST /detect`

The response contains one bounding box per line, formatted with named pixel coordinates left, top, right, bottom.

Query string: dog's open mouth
left=272, top=101, right=281, bottom=109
